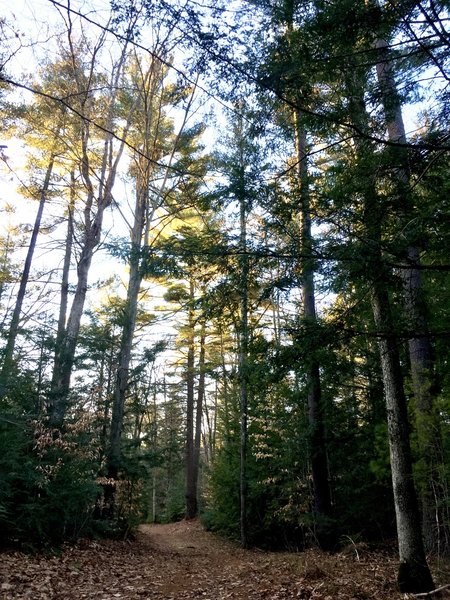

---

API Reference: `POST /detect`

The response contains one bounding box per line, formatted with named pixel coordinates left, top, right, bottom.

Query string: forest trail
left=0, top=520, right=441, bottom=599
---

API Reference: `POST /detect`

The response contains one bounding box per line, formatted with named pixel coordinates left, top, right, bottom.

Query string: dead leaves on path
left=0, top=521, right=447, bottom=599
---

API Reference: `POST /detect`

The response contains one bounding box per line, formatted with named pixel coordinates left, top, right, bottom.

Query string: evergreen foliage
left=0, top=416, right=100, bottom=548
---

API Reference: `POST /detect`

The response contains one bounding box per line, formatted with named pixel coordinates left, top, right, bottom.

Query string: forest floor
left=1, top=520, right=449, bottom=599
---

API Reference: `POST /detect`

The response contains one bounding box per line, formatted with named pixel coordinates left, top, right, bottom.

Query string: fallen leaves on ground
left=1, top=520, right=448, bottom=599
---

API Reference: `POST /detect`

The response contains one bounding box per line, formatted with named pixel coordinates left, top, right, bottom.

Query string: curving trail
left=0, top=520, right=423, bottom=599
left=135, top=520, right=317, bottom=599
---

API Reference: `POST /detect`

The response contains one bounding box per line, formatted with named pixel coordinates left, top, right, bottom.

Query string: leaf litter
left=1, top=520, right=449, bottom=599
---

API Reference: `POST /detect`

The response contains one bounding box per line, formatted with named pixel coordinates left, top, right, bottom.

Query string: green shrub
left=0, top=417, right=100, bottom=549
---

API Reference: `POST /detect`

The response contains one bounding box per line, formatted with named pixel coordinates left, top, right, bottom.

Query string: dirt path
left=0, top=520, right=440, bottom=599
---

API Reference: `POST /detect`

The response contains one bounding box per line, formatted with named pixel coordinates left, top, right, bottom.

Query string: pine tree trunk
left=55, top=170, right=75, bottom=353
left=203, top=378, right=215, bottom=465
left=346, top=71, right=434, bottom=592
left=0, top=156, right=54, bottom=398
left=239, top=164, right=249, bottom=548
left=294, top=113, right=332, bottom=526
left=185, top=279, right=197, bottom=519
left=371, top=282, right=434, bottom=593
left=219, top=329, right=232, bottom=446
left=375, top=37, right=442, bottom=551
left=107, top=184, right=147, bottom=482
left=192, top=327, right=206, bottom=508
left=48, top=223, right=100, bottom=427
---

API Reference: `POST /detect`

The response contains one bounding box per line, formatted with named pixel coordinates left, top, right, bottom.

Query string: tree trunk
left=346, top=70, right=434, bottom=592
left=219, top=329, right=232, bottom=447
left=185, top=279, right=197, bottom=519
left=294, top=112, right=332, bottom=524
left=239, top=163, right=249, bottom=549
left=375, top=37, right=443, bottom=551
left=371, top=282, right=434, bottom=593
left=48, top=223, right=99, bottom=426
left=0, top=155, right=54, bottom=398
left=55, top=170, right=75, bottom=354
left=107, top=183, right=147, bottom=482
left=192, top=326, right=206, bottom=509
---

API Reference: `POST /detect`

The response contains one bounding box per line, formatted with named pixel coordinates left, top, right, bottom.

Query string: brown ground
left=0, top=520, right=448, bottom=599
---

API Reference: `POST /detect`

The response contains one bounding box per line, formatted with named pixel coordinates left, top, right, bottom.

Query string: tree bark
left=55, top=170, right=75, bottom=355
left=192, top=326, right=206, bottom=508
left=371, top=281, right=434, bottom=593
left=294, top=112, right=332, bottom=524
left=345, top=70, right=434, bottom=592
left=48, top=218, right=102, bottom=426
left=0, top=155, right=54, bottom=399
left=107, top=188, right=146, bottom=481
left=375, top=37, right=443, bottom=551
left=238, top=159, right=249, bottom=549
left=185, top=278, right=197, bottom=519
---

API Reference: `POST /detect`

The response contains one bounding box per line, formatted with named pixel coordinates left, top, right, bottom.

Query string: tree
left=184, top=277, right=198, bottom=519
left=0, top=155, right=55, bottom=399
left=106, top=48, right=175, bottom=489
left=47, top=22, right=135, bottom=427
left=235, top=114, right=250, bottom=547
left=105, top=52, right=207, bottom=518
left=284, top=4, right=333, bottom=526
left=0, top=59, right=75, bottom=400
left=162, top=227, right=218, bottom=520
left=374, top=29, right=444, bottom=551
left=338, top=17, right=434, bottom=590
